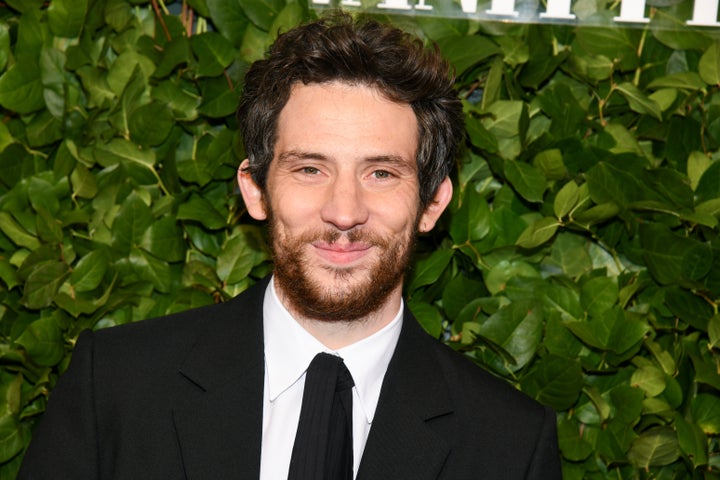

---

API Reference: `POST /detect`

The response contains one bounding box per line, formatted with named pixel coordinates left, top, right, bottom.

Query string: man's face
left=239, top=81, right=451, bottom=322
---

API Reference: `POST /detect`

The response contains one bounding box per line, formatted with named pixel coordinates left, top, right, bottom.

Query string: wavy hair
left=237, top=12, right=464, bottom=208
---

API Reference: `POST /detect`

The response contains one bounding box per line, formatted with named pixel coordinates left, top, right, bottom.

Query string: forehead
left=273, top=81, right=418, bottom=165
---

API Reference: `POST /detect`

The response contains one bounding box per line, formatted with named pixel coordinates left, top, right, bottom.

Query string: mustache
left=302, top=228, right=390, bottom=247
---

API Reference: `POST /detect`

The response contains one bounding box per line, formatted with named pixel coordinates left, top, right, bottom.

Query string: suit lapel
left=172, top=278, right=268, bottom=479
left=357, top=310, right=453, bottom=480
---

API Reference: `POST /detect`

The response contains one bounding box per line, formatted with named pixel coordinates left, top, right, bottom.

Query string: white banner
left=313, top=0, right=720, bottom=28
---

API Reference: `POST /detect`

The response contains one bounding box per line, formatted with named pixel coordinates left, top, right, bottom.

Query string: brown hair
left=237, top=12, right=464, bottom=208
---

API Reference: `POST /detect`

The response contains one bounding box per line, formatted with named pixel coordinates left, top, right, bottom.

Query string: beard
left=269, top=214, right=417, bottom=323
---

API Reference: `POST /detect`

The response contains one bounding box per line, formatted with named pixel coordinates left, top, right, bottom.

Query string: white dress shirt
left=259, top=278, right=403, bottom=479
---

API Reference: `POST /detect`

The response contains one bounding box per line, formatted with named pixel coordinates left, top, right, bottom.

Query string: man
left=19, top=13, right=561, bottom=479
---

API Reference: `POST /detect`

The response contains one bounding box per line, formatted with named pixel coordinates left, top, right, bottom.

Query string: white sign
left=313, top=0, right=720, bottom=27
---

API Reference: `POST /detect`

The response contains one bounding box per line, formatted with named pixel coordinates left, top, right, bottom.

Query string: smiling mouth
left=312, top=241, right=373, bottom=265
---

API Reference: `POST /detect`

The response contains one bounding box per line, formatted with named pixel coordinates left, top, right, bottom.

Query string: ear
left=418, top=177, right=453, bottom=233
left=237, top=159, right=268, bottom=221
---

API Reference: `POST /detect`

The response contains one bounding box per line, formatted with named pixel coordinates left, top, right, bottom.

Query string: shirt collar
left=263, top=276, right=403, bottom=424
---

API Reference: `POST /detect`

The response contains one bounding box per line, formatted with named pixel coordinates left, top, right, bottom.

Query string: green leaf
left=154, top=37, right=192, bottom=79
left=441, top=274, right=486, bottom=320
left=586, top=160, right=640, bottom=208
left=628, top=427, right=680, bottom=469
left=610, top=385, right=645, bottom=423
left=537, top=83, right=586, bottom=137
left=15, top=315, right=65, bottom=366
left=435, top=36, right=500, bottom=74
left=4, top=0, right=44, bottom=13
left=216, top=234, right=255, bottom=285
left=557, top=416, right=594, bottom=462
left=129, top=102, right=174, bottom=147
left=547, top=233, right=592, bottom=279
left=692, top=394, right=720, bottom=435
left=615, top=82, right=662, bottom=120
left=631, top=363, right=666, bottom=397
left=699, top=41, right=720, bottom=86
left=55, top=277, right=116, bottom=318
left=240, top=0, right=285, bottom=31
left=35, top=208, right=63, bottom=244
left=152, top=81, right=199, bottom=121
left=674, top=413, right=708, bottom=468
left=129, top=249, right=173, bottom=294
left=520, top=355, right=583, bottom=411
left=198, top=77, right=240, bottom=118
left=177, top=195, right=227, bottom=230
left=70, top=163, right=98, bottom=199
left=575, top=27, right=638, bottom=71
left=94, top=138, right=156, bottom=169
left=47, top=0, right=89, bottom=38
left=407, top=300, right=444, bottom=338
left=515, top=217, right=559, bottom=249
left=681, top=243, right=712, bottom=281
left=484, top=260, right=539, bottom=295
left=504, top=160, right=547, bottom=203
left=0, top=415, right=26, bottom=464
left=695, top=160, right=720, bottom=204
left=111, top=193, right=154, bottom=254
left=478, top=300, right=543, bottom=372
left=687, top=151, right=711, bottom=191
left=580, top=276, right=618, bottom=317
left=408, top=249, right=453, bottom=293
left=554, top=181, right=580, bottom=219
left=533, top=149, right=566, bottom=180
left=0, top=260, right=19, bottom=290
left=0, top=212, right=40, bottom=250
left=106, top=52, right=155, bottom=97
left=450, top=185, right=491, bottom=246
left=190, top=32, right=237, bottom=77
left=572, top=202, right=620, bottom=226
left=140, top=217, right=186, bottom=263
left=566, top=306, right=649, bottom=355
left=70, top=250, right=109, bottom=292
left=21, top=261, right=70, bottom=310
left=206, top=0, right=249, bottom=47
left=482, top=100, right=525, bottom=139
left=639, top=223, right=697, bottom=286
left=465, top=116, right=498, bottom=153
left=0, top=58, right=44, bottom=113
left=647, top=72, right=706, bottom=91
left=665, top=287, right=713, bottom=331
left=709, top=314, right=720, bottom=350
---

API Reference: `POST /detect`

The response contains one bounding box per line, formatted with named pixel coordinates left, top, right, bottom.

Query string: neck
left=274, top=281, right=403, bottom=350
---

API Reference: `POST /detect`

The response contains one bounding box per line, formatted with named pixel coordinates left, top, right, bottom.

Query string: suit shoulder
left=86, top=279, right=266, bottom=365
left=94, top=280, right=265, bottom=342
left=430, top=339, right=546, bottom=415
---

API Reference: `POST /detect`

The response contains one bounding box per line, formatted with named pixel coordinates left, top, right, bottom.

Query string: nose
left=320, top=174, right=369, bottom=231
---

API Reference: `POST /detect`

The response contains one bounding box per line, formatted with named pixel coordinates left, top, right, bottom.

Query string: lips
left=312, top=241, right=373, bottom=265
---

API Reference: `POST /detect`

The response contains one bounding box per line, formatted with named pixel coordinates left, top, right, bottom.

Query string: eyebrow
left=277, top=150, right=328, bottom=163
left=277, top=150, right=414, bottom=169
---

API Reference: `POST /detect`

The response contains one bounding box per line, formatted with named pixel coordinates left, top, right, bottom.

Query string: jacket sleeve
left=17, top=329, right=99, bottom=480
left=526, top=405, right=562, bottom=479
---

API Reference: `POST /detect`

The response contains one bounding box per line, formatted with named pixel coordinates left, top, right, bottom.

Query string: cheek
left=269, top=191, right=321, bottom=230
left=372, top=197, right=421, bottom=233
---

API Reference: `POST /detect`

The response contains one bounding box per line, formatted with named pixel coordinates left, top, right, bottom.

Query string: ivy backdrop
left=0, top=0, right=718, bottom=478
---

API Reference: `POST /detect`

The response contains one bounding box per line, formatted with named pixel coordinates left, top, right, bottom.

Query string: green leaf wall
left=0, top=0, right=718, bottom=478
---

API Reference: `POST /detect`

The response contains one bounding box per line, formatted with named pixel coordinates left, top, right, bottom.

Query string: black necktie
left=288, top=352, right=355, bottom=480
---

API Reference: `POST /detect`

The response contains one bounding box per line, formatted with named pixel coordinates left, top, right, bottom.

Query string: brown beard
left=269, top=215, right=417, bottom=322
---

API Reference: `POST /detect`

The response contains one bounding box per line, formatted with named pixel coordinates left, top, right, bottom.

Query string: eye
left=372, top=170, right=393, bottom=179
left=301, top=166, right=320, bottom=175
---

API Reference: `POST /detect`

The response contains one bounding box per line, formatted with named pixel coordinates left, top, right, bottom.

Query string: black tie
left=288, top=352, right=355, bottom=480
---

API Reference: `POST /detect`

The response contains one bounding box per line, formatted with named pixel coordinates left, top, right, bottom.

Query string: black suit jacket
left=18, top=278, right=561, bottom=479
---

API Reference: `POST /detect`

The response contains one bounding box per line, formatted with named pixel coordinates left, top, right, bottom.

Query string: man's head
left=237, top=14, right=463, bottom=327
left=237, top=12, right=464, bottom=209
